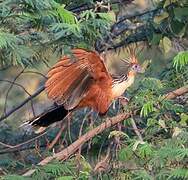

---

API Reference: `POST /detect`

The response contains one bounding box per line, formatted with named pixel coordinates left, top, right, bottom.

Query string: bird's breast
left=111, top=76, right=135, bottom=98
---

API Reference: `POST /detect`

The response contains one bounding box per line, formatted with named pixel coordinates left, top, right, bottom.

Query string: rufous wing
left=45, top=48, right=113, bottom=112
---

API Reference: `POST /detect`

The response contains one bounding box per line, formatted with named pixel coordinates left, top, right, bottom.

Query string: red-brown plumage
left=25, top=47, right=142, bottom=133
left=45, top=48, right=113, bottom=113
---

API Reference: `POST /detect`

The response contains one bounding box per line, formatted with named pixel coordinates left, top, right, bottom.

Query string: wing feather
left=45, top=48, right=113, bottom=113
left=64, top=74, right=93, bottom=110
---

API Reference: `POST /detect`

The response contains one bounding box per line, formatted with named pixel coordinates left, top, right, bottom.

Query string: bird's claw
left=118, top=96, right=129, bottom=106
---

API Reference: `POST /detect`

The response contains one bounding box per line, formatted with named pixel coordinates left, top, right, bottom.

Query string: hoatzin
left=26, top=48, right=142, bottom=133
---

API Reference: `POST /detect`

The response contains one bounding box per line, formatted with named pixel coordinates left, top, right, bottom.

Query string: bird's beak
left=137, top=65, right=144, bottom=73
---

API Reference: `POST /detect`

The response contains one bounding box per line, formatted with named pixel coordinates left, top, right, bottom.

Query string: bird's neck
left=111, top=72, right=135, bottom=98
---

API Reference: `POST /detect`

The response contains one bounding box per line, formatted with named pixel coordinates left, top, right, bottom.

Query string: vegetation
left=0, top=0, right=187, bottom=179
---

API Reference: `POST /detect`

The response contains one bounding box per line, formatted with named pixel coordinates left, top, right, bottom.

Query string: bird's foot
left=118, top=96, right=129, bottom=106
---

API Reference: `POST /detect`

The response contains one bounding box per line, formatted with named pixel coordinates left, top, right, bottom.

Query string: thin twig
left=0, top=86, right=45, bottom=122
left=3, top=68, right=26, bottom=115
left=0, top=79, right=31, bottom=96
left=0, top=132, right=47, bottom=154
left=130, top=116, right=143, bottom=142
left=112, top=6, right=162, bottom=30
left=0, top=79, right=36, bottom=117
left=23, top=71, right=47, bottom=79
left=47, top=123, right=66, bottom=150
left=98, top=25, right=149, bottom=52
left=78, top=110, right=92, bottom=155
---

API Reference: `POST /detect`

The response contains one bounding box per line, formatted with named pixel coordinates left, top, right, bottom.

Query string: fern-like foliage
left=31, top=160, right=76, bottom=180
left=173, top=51, right=188, bottom=71
left=1, top=175, right=30, bottom=180
left=168, top=168, right=188, bottom=180
left=0, top=0, right=112, bottom=68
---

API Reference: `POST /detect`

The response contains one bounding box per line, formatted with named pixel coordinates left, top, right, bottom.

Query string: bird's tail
left=21, top=105, right=69, bottom=134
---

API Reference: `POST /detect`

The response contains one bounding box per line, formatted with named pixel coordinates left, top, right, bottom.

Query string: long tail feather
left=21, top=105, right=69, bottom=133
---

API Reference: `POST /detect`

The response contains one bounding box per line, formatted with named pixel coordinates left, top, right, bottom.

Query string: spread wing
left=45, top=48, right=113, bottom=112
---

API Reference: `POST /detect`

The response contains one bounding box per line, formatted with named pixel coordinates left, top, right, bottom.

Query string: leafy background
left=0, top=0, right=187, bottom=179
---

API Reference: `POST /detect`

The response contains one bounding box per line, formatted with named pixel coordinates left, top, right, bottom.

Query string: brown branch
left=0, top=132, right=47, bottom=154
left=22, top=113, right=131, bottom=176
left=47, top=123, right=66, bottom=150
left=165, top=85, right=188, bottom=99
left=130, top=116, right=143, bottom=142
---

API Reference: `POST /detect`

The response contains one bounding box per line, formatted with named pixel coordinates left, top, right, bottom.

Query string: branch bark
left=22, top=113, right=131, bottom=176
left=165, top=85, right=188, bottom=99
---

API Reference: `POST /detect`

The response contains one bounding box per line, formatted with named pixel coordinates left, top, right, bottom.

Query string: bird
left=25, top=47, right=142, bottom=133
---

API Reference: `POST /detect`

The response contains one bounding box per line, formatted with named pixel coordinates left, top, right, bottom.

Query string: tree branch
left=22, top=113, right=131, bottom=176
left=69, top=0, right=133, bottom=13
left=99, top=26, right=149, bottom=52
left=165, top=85, right=188, bottom=99
left=47, top=123, right=66, bottom=150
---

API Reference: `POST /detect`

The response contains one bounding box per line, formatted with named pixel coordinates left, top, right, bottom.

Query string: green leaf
left=147, top=118, right=158, bottom=127
left=174, top=7, right=188, bottom=21
left=154, top=12, right=169, bottom=24
left=159, top=36, right=172, bottom=53
left=140, top=101, right=155, bottom=117
left=132, top=140, right=145, bottom=151
left=133, top=170, right=152, bottom=180
left=79, top=156, right=92, bottom=173
left=150, top=33, right=162, bottom=45
left=118, top=147, right=133, bottom=161
left=172, top=127, right=182, bottom=137
left=57, top=176, right=74, bottom=180
left=0, top=31, right=18, bottom=49
left=56, top=5, right=76, bottom=24
left=80, top=10, right=96, bottom=20
left=163, top=0, right=177, bottom=8
left=1, top=175, right=29, bottom=180
left=180, top=113, right=188, bottom=126
left=170, top=20, right=186, bottom=37
left=109, top=130, right=129, bottom=139
left=137, top=143, right=153, bottom=158
left=141, top=77, right=163, bottom=90
left=97, top=11, right=116, bottom=22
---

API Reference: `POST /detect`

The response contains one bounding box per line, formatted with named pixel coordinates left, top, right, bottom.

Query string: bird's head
left=130, top=63, right=142, bottom=73
left=121, top=44, right=143, bottom=74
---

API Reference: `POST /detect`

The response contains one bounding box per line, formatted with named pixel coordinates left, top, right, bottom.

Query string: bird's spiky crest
left=125, top=43, right=144, bottom=64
